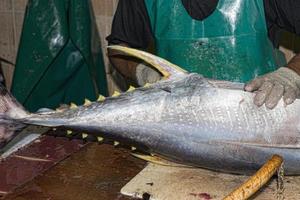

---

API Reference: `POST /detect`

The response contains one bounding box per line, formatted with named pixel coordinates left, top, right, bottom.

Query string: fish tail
left=0, top=84, right=29, bottom=149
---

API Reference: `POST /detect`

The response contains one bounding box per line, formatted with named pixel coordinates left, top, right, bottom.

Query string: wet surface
left=4, top=143, right=146, bottom=200
left=0, top=136, right=85, bottom=198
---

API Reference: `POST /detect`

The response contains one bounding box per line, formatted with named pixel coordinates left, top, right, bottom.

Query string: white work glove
left=135, top=63, right=162, bottom=86
left=245, top=67, right=300, bottom=109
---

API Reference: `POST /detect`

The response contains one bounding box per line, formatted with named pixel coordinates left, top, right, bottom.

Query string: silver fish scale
left=23, top=74, right=300, bottom=174
left=199, top=89, right=292, bottom=142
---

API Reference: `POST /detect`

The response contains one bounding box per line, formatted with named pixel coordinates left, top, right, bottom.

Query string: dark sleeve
left=181, top=0, right=219, bottom=21
left=106, top=0, right=153, bottom=50
left=264, top=0, right=300, bottom=47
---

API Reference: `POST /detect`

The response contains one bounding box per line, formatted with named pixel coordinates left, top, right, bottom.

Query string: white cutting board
left=121, top=163, right=300, bottom=200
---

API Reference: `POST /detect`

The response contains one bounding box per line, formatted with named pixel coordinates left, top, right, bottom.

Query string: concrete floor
left=4, top=143, right=146, bottom=200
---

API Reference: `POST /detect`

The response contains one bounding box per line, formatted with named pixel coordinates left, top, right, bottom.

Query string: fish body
left=1, top=46, right=299, bottom=175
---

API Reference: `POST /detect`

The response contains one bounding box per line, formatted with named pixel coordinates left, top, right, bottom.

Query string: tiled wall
left=0, top=0, right=27, bottom=89
left=91, top=0, right=119, bottom=93
left=0, top=0, right=119, bottom=91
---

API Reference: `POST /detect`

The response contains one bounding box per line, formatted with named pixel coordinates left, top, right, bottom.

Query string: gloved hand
left=245, top=67, right=300, bottom=109
left=135, top=63, right=162, bottom=86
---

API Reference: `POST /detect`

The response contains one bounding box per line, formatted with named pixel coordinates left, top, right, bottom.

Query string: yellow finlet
left=70, top=103, right=78, bottom=109
left=56, top=108, right=63, bottom=112
left=144, top=83, right=151, bottom=88
left=67, top=130, right=73, bottom=135
left=97, top=137, right=104, bottom=142
left=97, top=95, right=106, bottom=102
left=131, top=153, right=191, bottom=167
left=82, top=133, right=88, bottom=139
left=127, top=86, right=136, bottom=92
left=114, top=141, right=120, bottom=146
left=55, top=104, right=69, bottom=112
left=112, top=91, right=121, bottom=97
left=131, top=146, right=137, bottom=151
left=84, top=99, right=92, bottom=106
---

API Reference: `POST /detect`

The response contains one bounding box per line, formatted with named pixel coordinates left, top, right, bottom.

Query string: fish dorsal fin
left=131, top=152, right=191, bottom=167
left=108, top=45, right=188, bottom=79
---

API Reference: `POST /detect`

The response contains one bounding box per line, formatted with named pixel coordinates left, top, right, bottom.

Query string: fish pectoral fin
left=131, top=152, right=191, bottom=168
left=107, top=45, right=187, bottom=79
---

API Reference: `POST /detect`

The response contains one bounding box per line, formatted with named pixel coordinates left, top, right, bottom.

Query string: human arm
left=244, top=0, right=300, bottom=109
left=108, top=43, right=162, bottom=86
left=245, top=53, right=300, bottom=109
left=107, top=0, right=220, bottom=87
left=106, top=0, right=161, bottom=87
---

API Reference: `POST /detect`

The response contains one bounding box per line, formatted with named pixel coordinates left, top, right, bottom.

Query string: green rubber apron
left=11, top=0, right=107, bottom=112
left=144, top=0, right=286, bottom=82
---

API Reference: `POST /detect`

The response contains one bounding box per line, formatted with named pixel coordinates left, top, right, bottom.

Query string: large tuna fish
left=0, top=46, right=299, bottom=175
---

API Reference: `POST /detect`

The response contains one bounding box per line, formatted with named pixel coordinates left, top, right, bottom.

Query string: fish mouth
left=0, top=130, right=18, bottom=150
left=0, top=141, right=7, bottom=149
left=0, top=121, right=27, bottom=151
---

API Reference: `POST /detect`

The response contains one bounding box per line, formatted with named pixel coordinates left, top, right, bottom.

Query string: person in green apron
left=107, top=0, right=300, bottom=109
left=11, top=0, right=108, bottom=112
